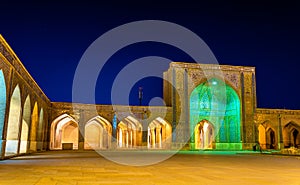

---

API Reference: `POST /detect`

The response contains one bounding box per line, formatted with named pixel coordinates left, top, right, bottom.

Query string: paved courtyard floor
left=0, top=150, right=299, bottom=185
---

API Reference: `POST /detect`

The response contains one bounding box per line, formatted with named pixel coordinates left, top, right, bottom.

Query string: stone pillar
left=77, top=110, right=85, bottom=150
left=0, top=140, right=5, bottom=159
left=156, top=127, right=162, bottom=148
left=278, top=114, right=283, bottom=149
left=241, top=71, right=256, bottom=150
left=125, top=131, right=128, bottom=148
left=151, top=128, right=155, bottom=148
left=43, top=113, right=49, bottom=151
left=111, top=113, right=118, bottom=149
left=171, top=68, right=177, bottom=145
left=183, top=69, right=189, bottom=148
left=174, top=67, right=189, bottom=149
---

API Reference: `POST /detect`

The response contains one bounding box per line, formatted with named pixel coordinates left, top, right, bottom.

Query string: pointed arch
left=19, top=95, right=31, bottom=154
left=283, top=122, right=300, bottom=148
left=50, top=114, right=78, bottom=150
left=194, top=120, right=215, bottom=149
left=117, top=121, right=127, bottom=148
left=266, top=127, right=276, bottom=149
left=117, top=116, right=142, bottom=148
left=258, top=120, right=277, bottom=150
left=0, top=70, right=6, bottom=154
left=147, top=117, right=172, bottom=149
left=258, top=124, right=266, bottom=149
left=84, top=116, right=112, bottom=149
left=29, top=102, right=38, bottom=152
left=148, top=120, right=161, bottom=149
left=5, top=85, right=21, bottom=156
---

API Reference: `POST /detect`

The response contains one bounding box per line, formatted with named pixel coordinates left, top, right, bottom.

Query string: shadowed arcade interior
left=258, top=121, right=277, bottom=150
left=147, top=117, right=172, bottom=149
left=283, top=122, right=300, bottom=148
left=117, top=116, right=142, bottom=148
left=194, top=120, right=214, bottom=149
left=84, top=116, right=112, bottom=150
left=50, top=114, right=79, bottom=150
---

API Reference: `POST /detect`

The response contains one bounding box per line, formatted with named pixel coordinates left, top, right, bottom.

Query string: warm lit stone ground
left=0, top=150, right=299, bottom=185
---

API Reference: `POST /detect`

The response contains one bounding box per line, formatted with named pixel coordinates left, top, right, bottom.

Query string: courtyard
left=0, top=150, right=299, bottom=185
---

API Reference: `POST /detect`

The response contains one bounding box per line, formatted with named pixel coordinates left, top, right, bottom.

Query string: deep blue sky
left=1, top=1, right=300, bottom=109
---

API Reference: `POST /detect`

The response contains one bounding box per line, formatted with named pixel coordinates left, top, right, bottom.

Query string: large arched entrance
left=147, top=117, right=172, bottom=149
left=5, top=85, right=21, bottom=156
left=0, top=70, right=6, bottom=155
left=19, top=95, right=31, bottom=154
left=194, top=120, right=214, bottom=149
left=84, top=116, right=112, bottom=149
left=190, top=78, right=241, bottom=150
left=117, top=116, right=142, bottom=148
left=50, top=114, right=79, bottom=150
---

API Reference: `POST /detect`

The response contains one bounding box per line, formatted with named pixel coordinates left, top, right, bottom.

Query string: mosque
left=0, top=34, right=299, bottom=159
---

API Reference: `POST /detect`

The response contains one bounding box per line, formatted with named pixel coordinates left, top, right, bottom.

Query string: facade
left=0, top=35, right=299, bottom=159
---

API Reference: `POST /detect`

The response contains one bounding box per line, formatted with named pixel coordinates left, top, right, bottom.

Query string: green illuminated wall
left=190, top=78, right=241, bottom=149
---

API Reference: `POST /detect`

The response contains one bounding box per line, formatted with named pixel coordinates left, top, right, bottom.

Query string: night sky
left=1, top=1, right=300, bottom=109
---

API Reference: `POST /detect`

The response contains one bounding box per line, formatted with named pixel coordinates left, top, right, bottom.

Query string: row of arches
left=5, top=86, right=45, bottom=156
left=2, top=71, right=299, bottom=154
left=258, top=121, right=300, bottom=149
left=190, top=78, right=242, bottom=150
left=189, top=78, right=300, bottom=150
left=50, top=114, right=172, bottom=150
left=0, top=70, right=46, bottom=157
left=192, top=119, right=300, bottom=150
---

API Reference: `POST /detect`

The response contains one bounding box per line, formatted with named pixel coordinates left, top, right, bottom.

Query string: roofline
left=0, top=34, right=51, bottom=103
left=169, top=61, right=255, bottom=72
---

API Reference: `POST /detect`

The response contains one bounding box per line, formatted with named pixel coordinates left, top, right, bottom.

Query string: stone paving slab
left=0, top=150, right=299, bottom=185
